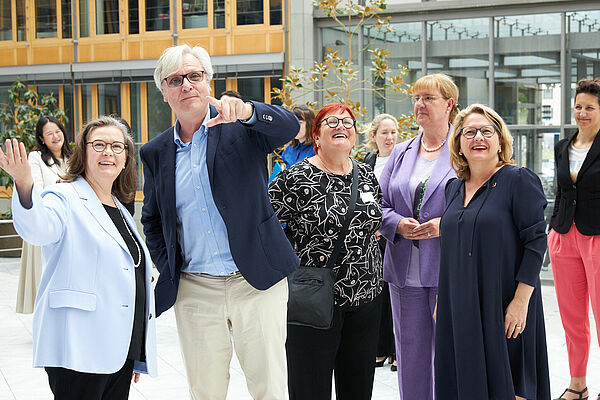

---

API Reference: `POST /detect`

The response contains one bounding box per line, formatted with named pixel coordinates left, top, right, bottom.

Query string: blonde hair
left=449, top=104, right=515, bottom=180
left=364, top=113, right=399, bottom=151
left=413, top=73, right=460, bottom=123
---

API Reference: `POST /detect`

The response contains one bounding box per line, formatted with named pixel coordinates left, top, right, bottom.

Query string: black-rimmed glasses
left=162, top=71, right=205, bottom=88
left=459, top=125, right=498, bottom=139
left=87, top=140, right=127, bottom=154
left=321, top=116, right=355, bottom=129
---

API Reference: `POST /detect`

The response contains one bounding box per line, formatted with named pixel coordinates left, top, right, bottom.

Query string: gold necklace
left=112, top=196, right=142, bottom=268
left=317, top=155, right=351, bottom=175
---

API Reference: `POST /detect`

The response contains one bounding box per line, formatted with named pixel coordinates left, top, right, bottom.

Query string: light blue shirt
left=173, top=111, right=241, bottom=275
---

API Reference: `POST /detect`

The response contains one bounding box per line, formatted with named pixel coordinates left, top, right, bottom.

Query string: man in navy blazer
left=140, top=44, right=299, bottom=400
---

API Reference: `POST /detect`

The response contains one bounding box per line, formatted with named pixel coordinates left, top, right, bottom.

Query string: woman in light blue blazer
left=0, top=116, right=157, bottom=399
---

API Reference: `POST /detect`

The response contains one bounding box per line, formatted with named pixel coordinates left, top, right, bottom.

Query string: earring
left=458, top=151, right=463, bottom=156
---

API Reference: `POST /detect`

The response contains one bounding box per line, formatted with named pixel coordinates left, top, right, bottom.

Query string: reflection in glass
left=16, top=0, right=25, bottom=41
left=147, top=83, right=172, bottom=140
left=182, top=0, right=208, bottom=29
left=213, top=80, right=226, bottom=98
left=427, top=18, right=489, bottom=108
left=96, top=0, right=119, bottom=34
left=214, top=0, right=225, bottom=29
left=129, top=0, right=139, bottom=34
left=36, top=0, right=58, bottom=38
left=360, top=22, right=421, bottom=118
left=567, top=11, right=600, bottom=124
left=98, top=84, right=121, bottom=116
left=0, top=1, right=11, bottom=40
left=130, top=83, right=143, bottom=191
left=270, top=76, right=282, bottom=105
left=270, top=0, right=282, bottom=25
left=146, top=0, right=170, bottom=31
left=81, top=85, right=92, bottom=125
left=237, top=78, right=264, bottom=102
left=63, top=84, right=75, bottom=141
left=512, top=127, right=560, bottom=269
left=494, top=14, right=561, bottom=126
left=79, top=0, right=89, bottom=37
left=62, top=0, right=72, bottom=38
left=237, top=0, right=263, bottom=25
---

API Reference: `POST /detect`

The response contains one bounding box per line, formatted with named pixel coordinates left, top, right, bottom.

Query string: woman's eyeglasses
left=87, top=140, right=127, bottom=154
left=459, top=125, right=498, bottom=139
left=321, top=116, right=355, bottom=129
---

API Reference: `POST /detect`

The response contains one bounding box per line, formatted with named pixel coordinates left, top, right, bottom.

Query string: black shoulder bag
left=287, top=160, right=359, bottom=329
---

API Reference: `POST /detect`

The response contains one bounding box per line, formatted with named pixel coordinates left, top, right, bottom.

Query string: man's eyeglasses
left=321, top=116, right=355, bottom=129
left=87, top=140, right=127, bottom=154
left=459, top=125, right=498, bottom=139
left=163, top=71, right=205, bottom=88
left=411, top=95, right=439, bottom=105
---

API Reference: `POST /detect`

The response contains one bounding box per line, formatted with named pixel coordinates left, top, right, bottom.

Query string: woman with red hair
left=269, top=103, right=384, bottom=399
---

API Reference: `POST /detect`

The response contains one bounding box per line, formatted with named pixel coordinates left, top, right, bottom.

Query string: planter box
left=0, top=220, right=22, bottom=258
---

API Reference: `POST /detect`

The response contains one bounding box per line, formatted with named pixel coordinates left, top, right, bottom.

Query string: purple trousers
left=389, top=284, right=437, bottom=400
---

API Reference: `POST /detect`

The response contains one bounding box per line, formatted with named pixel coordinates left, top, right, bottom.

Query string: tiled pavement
left=0, top=257, right=598, bottom=400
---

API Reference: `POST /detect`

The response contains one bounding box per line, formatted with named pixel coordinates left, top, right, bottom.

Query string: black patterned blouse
left=268, top=158, right=383, bottom=308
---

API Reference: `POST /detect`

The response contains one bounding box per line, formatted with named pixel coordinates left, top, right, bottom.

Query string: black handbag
left=287, top=160, right=359, bottom=329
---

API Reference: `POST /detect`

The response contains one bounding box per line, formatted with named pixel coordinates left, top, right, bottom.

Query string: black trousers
left=45, top=359, right=134, bottom=400
left=287, top=294, right=382, bottom=400
left=376, top=281, right=396, bottom=358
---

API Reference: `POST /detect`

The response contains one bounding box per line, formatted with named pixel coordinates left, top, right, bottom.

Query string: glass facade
left=146, top=0, right=170, bottom=31
left=98, top=84, right=121, bottom=116
left=79, top=0, right=90, bottom=37
left=130, top=83, right=143, bottom=191
left=0, top=1, right=10, bottom=41
left=237, top=77, right=264, bottom=102
left=96, top=0, right=119, bottom=35
left=331, top=9, right=600, bottom=271
left=237, top=0, right=263, bottom=25
left=147, top=83, right=172, bottom=140
left=36, top=0, right=58, bottom=38
left=182, top=0, right=208, bottom=29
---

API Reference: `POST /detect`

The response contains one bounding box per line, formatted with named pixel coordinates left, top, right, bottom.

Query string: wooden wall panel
left=268, top=31, right=284, bottom=53
left=0, top=48, right=15, bottom=65
left=233, top=34, right=267, bottom=54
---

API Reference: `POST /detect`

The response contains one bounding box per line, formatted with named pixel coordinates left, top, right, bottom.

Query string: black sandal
left=555, top=387, right=588, bottom=400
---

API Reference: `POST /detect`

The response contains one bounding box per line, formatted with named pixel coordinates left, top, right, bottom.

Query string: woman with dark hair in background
left=281, top=105, right=315, bottom=168
left=549, top=78, right=600, bottom=400
left=16, top=116, right=72, bottom=314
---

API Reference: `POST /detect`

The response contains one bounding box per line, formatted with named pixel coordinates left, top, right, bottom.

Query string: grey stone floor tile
left=1, top=257, right=599, bottom=399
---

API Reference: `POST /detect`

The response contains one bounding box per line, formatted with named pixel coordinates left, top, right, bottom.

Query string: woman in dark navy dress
left=435, top=104, right=550, bottom=400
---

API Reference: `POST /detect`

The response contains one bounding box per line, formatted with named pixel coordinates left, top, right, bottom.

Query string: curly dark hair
left=575, top=78, right=600, bottom=104
left=35, top=116, right=73, bottom=167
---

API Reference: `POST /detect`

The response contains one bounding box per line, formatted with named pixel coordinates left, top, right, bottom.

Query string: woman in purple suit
left=378, top=73, right=458, bottom=399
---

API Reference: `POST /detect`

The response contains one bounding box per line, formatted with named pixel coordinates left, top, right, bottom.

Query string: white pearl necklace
left=113, top=196, right=142, bottom=268
left=421, top=136, right=447, bottom=152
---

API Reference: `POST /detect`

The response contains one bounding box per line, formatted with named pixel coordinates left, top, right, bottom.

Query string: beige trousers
left=174, top=272, right=288, bottom=400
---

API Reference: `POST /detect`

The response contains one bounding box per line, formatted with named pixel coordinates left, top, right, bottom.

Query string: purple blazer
left=379, top=129, right=455, bottom=288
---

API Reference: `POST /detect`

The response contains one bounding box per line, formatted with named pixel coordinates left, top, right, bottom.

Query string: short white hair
left=153, top=45, right=214, bottom=91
